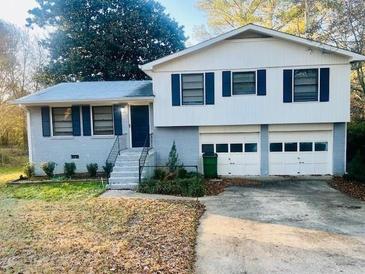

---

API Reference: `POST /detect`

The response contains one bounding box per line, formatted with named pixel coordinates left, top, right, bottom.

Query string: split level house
left=14, top=24, right=365, bottom=189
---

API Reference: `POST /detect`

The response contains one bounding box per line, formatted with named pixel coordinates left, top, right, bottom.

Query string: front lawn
left=0, top=166, right=23, bottom=185
left=0, top=181, right=204, bottom=273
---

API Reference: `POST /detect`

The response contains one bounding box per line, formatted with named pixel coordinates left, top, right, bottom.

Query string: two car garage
left=199, top=124, right=334, bottom=176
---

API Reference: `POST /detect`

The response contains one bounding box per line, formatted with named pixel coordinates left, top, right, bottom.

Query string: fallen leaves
left=329, top=177, right=365, bottom=201
left=0, top=197, right=204, bottom=273
left=204, top=178, right=260, bottom=195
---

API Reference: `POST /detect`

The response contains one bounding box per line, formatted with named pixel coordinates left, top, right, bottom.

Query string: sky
left=0, top=0, right=207, bottom=44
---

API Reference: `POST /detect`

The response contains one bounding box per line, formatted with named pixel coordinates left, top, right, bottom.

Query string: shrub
left=41, top=161, right=56, bottom=179
left=87, top=163, right=98, bottom=177
left=347, top=152, right=365, bottom=182
left=153, top=168, right=167, bottom=180
left=103, top=162, right=113, bottom=178
left=177, top=166, right=188, bottom=178
left=23, top=162, right=35, bottom=179
left=166, top=141, right=180, bottom=172
left=64, top=162, right=76, bottom=178
left=138, top=176, right=205, bottom=197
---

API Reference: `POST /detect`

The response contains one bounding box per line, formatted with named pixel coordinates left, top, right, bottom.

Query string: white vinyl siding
left=92, top=106, right=114, bottom=135
left=52, top=107, right=72, bottom=136
left=232, top=71, right=256, bottom=95
left=182, top=74, right=204, bottom=105
left=294, top=69, right=318, bottom=102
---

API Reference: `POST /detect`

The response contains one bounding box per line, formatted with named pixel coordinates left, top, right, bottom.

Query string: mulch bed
left=328, top=177, right=365, bottom=201
left=204, top=178, right=261, bottom=195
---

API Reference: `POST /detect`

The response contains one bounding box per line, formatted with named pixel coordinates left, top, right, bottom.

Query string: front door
left=130, top=105, right=150, bottom=148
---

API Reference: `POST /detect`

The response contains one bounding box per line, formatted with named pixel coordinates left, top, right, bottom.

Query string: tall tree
left=0, top=20, right=46, bottom=149
left=195, top=0, right=334, bottom=40
left=27, top=0, right=186, bottom=83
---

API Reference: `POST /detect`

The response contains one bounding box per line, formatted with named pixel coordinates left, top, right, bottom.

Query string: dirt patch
left=328, top=177, right=365, bottom=201
left=0, top=198, right=204, bottom=273
left=204, top=178, right=261, bottom=195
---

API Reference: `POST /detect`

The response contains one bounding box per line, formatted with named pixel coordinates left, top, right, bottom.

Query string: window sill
left=91, top=135, right=115, bottom=139
left=50, top=136, right=74, bottom=140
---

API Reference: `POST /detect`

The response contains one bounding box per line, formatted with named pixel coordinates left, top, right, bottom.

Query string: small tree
left=166, top=141, right=180, bottom=172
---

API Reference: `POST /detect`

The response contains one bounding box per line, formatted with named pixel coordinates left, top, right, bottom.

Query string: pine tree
left=167, top=141, right=180, bottom=172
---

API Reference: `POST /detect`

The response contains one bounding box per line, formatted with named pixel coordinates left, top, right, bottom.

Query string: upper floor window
left=92, top=106, right=114, bottom=135
left=182, top=74, right=204, bottom=105
left=232, top=71, right=256, bottom=95
left=52, top=107, right=72, bottom=136
left=294, top=69, right=318, bottom=102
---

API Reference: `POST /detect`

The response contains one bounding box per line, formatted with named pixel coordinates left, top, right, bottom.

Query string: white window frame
left=50, top=106, right=73, bottom=138
left=231, top=70, right=257, bottom=96
left=292, top=68, right=320, bottom=103
left=91, top=105, right=115, bottom=137
left=180, top=73, right=205, bottom=106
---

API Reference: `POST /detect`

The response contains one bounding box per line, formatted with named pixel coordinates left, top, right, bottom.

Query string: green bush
left=41, top=162, right=56, bottom=179
left=64, top=162, right=76, bottom=178
left=347, top=121, right=365, bottom=163
left=138, top=176, right=205, bottom=197
left=177, top=166, right=188, bottom=178
left=153, top=168, right=167, bottom=180
left=86, top=163, right=98, bottom=177
left=23, top=162, right=35, bottom=179
left=347, top=152, right=365, bottom=182
left=103, top=162, right=113, bottom=178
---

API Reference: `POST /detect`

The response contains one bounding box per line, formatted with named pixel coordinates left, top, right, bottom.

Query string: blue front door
left=131, top=105, right=150, bottom=147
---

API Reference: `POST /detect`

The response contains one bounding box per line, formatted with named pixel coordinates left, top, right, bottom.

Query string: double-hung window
left=294, top=69, right=318, bottom=102
left=92, top=106, right=114, bottom=135
left=232, top=71, right=256, bottom=95
left=52, top=107, right=72, bottom=136
left=182, top=74, right=204, bottom=105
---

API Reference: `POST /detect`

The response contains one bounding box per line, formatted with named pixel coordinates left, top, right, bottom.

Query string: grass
left=0, top=166, right=23, bottom=185
left=0, top=181, right=106, bottom=201
left=0, top=178, right=204, bottom=273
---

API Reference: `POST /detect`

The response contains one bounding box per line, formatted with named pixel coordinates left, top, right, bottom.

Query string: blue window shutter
left=72, top=106, right=81, bottom=136
left=320, top=68, right=330, bottom=102
left=171, top=74, right=181, bottom=106
left=41, top=106, right=51, bottom=137
left=205, top=72, right=215, bottom=105
left=222, top=71, right=231, bottom=97
left=113, top=105, right=123, bottom=135
left=82, top=105, right=91, bottom=136
left=283, top=69, right=293, bottom=103
left=257, top=69, right=266, bottom=96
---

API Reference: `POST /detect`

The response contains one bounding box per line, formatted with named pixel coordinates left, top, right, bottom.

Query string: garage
left=199, top=130, right=260, bottom=176
left=269, top=130, right=332, bottom=175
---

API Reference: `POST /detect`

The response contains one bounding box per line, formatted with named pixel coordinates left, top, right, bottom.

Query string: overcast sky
left=0, top=0, right=206, bottom=44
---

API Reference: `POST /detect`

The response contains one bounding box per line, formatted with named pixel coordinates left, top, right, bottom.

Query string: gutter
left=11, top=96, right=155, bottom=106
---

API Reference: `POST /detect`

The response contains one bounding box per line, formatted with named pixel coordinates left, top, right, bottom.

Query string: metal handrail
left=138, top=133, right=153, bottom=183
left=106, top=135, right=124, bottom=170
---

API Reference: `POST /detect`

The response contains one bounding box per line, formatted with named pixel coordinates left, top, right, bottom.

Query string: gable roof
left=13, top=81, right=153, bottom=106
left=140, top=24, right=365, bottom=71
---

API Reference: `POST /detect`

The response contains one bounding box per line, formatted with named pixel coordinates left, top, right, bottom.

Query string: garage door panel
left=200, top=132, right=260, bottom=176
left=269, top=131, right=332, bottom=175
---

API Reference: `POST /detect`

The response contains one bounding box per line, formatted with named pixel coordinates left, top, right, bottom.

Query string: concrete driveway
left=196, top=180, right=365, bottom=274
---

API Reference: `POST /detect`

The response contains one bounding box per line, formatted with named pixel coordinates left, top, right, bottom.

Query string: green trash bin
left=203, top=152, right=218, bottom=178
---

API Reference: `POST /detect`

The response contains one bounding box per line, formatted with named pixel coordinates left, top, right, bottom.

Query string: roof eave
left=13, top=96, right=155, bottom=106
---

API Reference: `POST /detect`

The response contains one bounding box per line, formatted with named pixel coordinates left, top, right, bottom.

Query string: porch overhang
left=13, top=96, right=154, bottom=107
left=11, top=80, right=154, bottom=106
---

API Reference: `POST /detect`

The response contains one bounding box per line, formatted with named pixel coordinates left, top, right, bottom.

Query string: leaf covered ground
left=0, top=182, right=204, bottom=273
left=329, top=177, right=365, bottom=201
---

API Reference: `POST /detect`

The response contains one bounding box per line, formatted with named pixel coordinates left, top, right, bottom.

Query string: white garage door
left=269, top=131, right=332, bottom=175
left=200, top=133, right=260, bottom=176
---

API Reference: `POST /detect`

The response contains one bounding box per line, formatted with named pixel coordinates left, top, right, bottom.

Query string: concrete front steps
left=108, top=148, right=143, bottom=190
